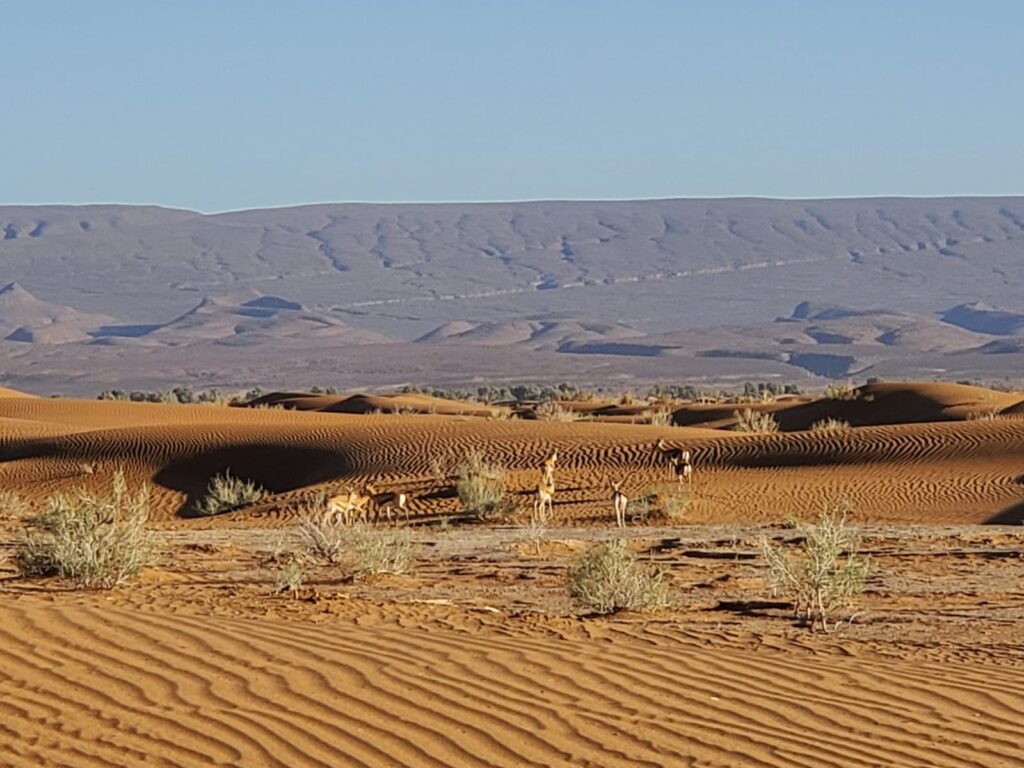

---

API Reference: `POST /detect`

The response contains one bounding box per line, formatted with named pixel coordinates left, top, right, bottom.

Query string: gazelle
left=610, top=481, right=628, bottom=528
left=326, top=486, right=371, bottom=525
left=655, top=438, right=693, bottom=484
left=365, top=484, right=409, bottom=524
left=533, top=473, right=555, bottom=524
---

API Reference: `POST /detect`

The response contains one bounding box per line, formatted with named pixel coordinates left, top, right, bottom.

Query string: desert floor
left=1, top=381, right=1024, bottom=767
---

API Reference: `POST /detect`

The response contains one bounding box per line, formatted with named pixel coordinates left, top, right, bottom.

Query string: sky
left=3, top=0, right=1022, bottom=212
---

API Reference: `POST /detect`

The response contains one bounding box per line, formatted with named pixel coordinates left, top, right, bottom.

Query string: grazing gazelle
left=327, top=486, right=371, bottom=525
left=365, top=484, right=409, bottom=524
left=610, top=481, right=629, bottom=528
left=533, top=473, right=555, bottom=523
left=655, top=438, right=693, bottom=484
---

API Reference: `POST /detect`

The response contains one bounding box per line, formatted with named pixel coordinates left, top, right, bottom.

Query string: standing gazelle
left=655, top=438, right=693, bottom=485
left=364, top=484, right=409, bottom=524
left=534, top=473, right=555, bottom=523
left=610, top=481, right=628, bottom=528
left=541, top=448, right=558, bottom=485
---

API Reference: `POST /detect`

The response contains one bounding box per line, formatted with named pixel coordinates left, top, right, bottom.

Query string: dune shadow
left=154, top=445, right=352, bottom=519
left=984, top=500, right=1024, bottom=525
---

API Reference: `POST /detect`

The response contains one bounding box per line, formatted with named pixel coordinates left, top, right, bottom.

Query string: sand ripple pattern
left=1, top=601, right=1023, bottom=768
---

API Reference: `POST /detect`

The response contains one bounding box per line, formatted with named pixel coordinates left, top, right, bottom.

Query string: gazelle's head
left=609, top=480, right=621, bottom=492
left=656, top=438, right=668, bottom=450
left=364, top=483, right=378, bottom=495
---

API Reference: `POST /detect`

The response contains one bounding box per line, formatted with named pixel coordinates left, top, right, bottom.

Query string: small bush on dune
left=733, top=408, right=779, bottom=434
left=456, top=450, right=506, bottom=516
left=810, top=417, right=851, bottom=433
left=15, top=471, right=158, bottom=588
left=298, top=510, right=348, bottom=564
left=274, top=555, right=306, bottom=597
left=759, top=504, right=871, bottom=632
left=645, top=409, right=674, bottom=427
left=193, top=471, right=268, bottom=516
left=568, top=539, right=670, bottom=614
left=967, top=408, right=1003, bottom=422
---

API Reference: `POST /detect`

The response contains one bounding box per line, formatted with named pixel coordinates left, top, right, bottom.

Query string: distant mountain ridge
left=0, top=197, right=1021, bottom=392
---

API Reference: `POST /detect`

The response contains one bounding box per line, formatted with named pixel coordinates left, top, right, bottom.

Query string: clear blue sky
left=3, top=0, right=1022, bottom=212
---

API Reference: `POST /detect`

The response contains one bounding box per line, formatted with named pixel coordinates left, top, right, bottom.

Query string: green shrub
left=15, top=472, right=157, bottom=588
left=193, top=471, right=268, bottom=516
left=347, top=523, right=414, bottom=579
left=759, top=504, right=871, bottom=632
left=644, top=482, right=692, bottom=520
left=568, top=539, right=670, bottom=614
left=0, top=489, right=29, bottom=519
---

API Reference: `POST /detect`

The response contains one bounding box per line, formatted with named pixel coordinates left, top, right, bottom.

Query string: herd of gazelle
left=326, top=439, right=693, bottom=527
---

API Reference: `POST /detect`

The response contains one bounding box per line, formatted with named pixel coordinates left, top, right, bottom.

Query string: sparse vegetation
left=759, top=504, right=871, bottom=632
left=298, top=508, right=348, bottom=564
left=455, top=449, right=506, bottom=516
left=811, top=417, right=851, bottom=433
left=15, top=471, right=158, bottom=588
left=568, top=538, right=671, bottom=614
left=733, top=408, right=780, bottom=434
left=645, top=409, right=674, bottom=427
left=967, top=408, right=1003, bottom=421
left=193, top=471, right=268, bottom=516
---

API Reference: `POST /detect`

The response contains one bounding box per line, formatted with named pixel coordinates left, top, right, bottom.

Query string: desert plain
left=0, top=379, right=1023, bottom=766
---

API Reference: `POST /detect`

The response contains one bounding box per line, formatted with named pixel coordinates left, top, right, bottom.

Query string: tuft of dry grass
left=193, top=471, right=268, bottom=516
left=967, top=408, right=1003, bottom=422
left=645, top=409, right=674, bottom=427
left=15, top=471, right=158, bottom=589
left=823, top=383, right=858, bottom=401
left=733, top=408, right=780, bottom=434
left=568, top=538, right=670, bottom=614
left=810, top=417, right=851, bottom=433
left=346, top=523, right=414, bottom=579
left=759, top=503, right=871, bottom=632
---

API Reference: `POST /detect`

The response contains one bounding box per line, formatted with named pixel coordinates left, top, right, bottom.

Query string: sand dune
left=0, top=596, right=1022, bottom=767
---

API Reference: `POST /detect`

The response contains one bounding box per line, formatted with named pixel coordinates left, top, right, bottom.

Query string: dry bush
left=733, top=408, right=780, bottom=434
left=456, top=449, right=506, bottom=516
left=568, top=538, right=670, bottom=614
left=644, top=482, right=692, bottom=520
left=810, top=417, right=851, bottom=433
left=347, top=523, right=414, bottom=579
left=823, top=383, right=858, bottom=401
left=759, top=504, right=871, bottom=632
left=534, top=401, right=582, bottom=422
left=15, top=471, right=158, bottom=589
left=645, top=409, right=674, bottom=427
left=0, top=489, right=29, bottom=520
left=193, top=471, right=268, bottom=516
left=298, top=511, right=348, bottom=564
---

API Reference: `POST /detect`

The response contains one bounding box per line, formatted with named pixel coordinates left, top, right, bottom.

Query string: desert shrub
left=193, top=471, right=268, bottom=516
left=455, top=450, right=506, bottom=515
left=644, top=482, right=692, bottom=520
left=733, top=408, right=780, bottom=434
left=645, top=409, right=674, bottom=427
left=347, top=523, right=414, bottom=579
left=298, top=510, right=348, bottom=563
left=568, top=539, right=670, bottom=614
left=274, top=555, right=306, bottom=597
left=810, top=417, right=851, bottom=433
left=534, top=401, right=582, bottom=422
left=823, top=383, right=858, bottom=401
left=759, top=504, right=871, bottom=632
left=0, top=489, right=29, bottom=519
left=15, top=472, right=158, bottom=588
